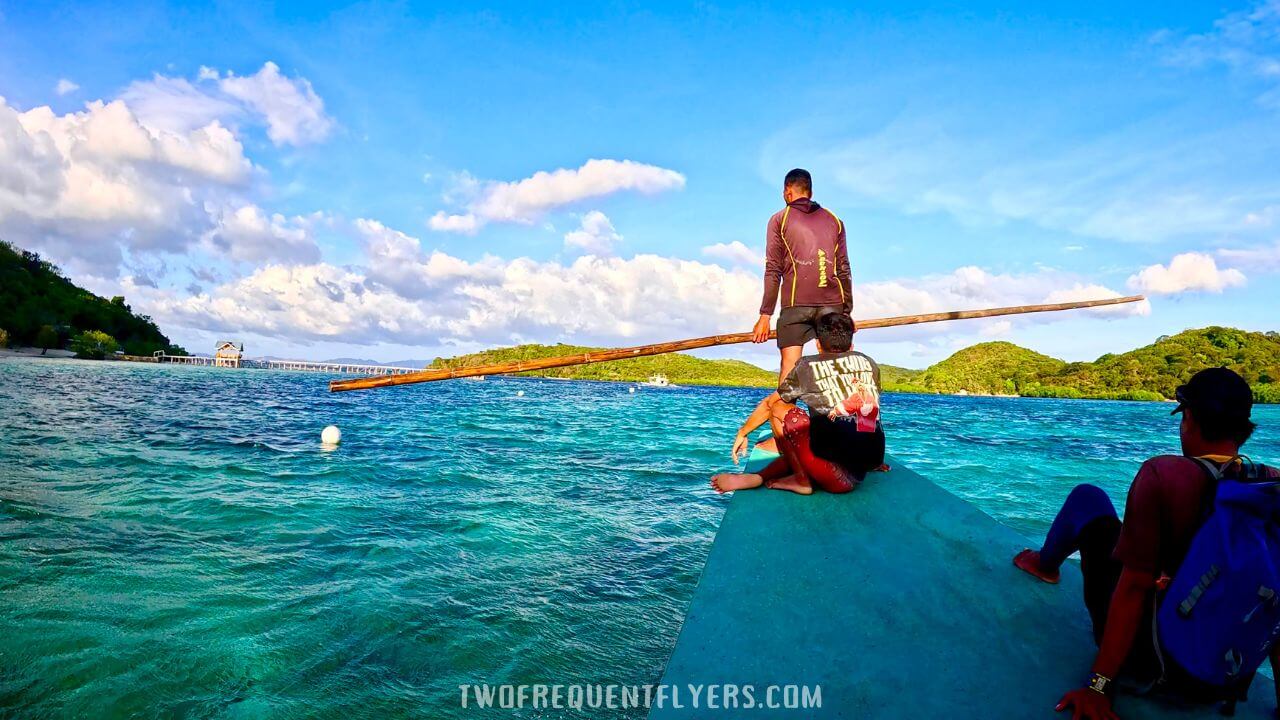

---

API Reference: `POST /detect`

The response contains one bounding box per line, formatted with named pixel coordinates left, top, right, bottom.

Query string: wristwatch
left=1086, top=672, right=1113, bottom=697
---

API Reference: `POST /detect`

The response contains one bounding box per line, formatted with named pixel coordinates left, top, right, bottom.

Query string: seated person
left=1012, top=367, right=1278, bottom=718
left=711, top=312, right=886, bottom=495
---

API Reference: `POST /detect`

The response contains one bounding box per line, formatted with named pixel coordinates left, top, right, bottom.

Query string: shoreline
left=4, top=352, right=1260, bottom=404
left=0, top=346, right=76, bottom=359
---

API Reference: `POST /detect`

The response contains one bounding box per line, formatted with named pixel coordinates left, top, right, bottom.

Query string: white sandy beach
left=0, top=347, right=76, bottom=359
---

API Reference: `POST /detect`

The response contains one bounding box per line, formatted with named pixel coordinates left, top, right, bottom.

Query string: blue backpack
left=1156, top=457, right=1280, bottom=699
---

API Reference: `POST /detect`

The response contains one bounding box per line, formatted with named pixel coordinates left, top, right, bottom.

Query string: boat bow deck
left=652, top=451, right=1272, bottom=719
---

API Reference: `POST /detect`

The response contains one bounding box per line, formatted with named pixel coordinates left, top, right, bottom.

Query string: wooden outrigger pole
left=329, top=295, right=1145, bottom=393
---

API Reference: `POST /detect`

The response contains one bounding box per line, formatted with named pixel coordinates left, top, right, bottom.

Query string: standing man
left=751, top=168, right=853, bottom=385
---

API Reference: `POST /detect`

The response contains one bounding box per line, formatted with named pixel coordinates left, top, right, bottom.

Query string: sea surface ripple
left=2, top=359, right=1278, bottom=718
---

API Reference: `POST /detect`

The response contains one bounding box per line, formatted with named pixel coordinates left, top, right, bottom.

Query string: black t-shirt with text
left=778, top=351, right=882, bottom=432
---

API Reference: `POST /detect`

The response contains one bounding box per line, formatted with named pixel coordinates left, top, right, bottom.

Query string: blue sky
left=1, top=1, right=1278, bottom=368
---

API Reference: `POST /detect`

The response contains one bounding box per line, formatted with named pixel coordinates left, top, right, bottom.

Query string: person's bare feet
left=754, top=437, right=779, bottom=454
left=764, top=474, right=814, bottom=495
left=710, top=473, right=764, bottom=494
left=1013, top=549, right=1060, bottom=584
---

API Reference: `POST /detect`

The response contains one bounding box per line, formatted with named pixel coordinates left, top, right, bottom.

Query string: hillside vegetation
left=433, top=328, right=1279, bottom=402
left=0, top=241, right=185, bottom=356
left=914, top=342, right=1065, bottom=396
left=887, top=328, right=1280, bottom=403
left=879, top=363, right=923, bottom=388
left=430, top=343, right=776, bottom=387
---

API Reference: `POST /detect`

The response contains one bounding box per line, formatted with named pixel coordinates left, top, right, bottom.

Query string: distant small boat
left=464, top=375, right=485, bottom=382
left=641, top=374, right=675, bottom=388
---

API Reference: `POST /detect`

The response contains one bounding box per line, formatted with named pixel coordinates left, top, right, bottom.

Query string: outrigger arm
left=328, top=295, right=1146, bottom=393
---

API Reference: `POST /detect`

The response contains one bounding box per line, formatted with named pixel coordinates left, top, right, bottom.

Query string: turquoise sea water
left=2, top=358, right=1278, bottom=719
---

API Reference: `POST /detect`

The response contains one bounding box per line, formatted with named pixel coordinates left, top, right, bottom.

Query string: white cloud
left=1157, top=1, right=1280, bottom=107
left=702, top=240, right=760, bottom=267
left=563, top=211, right=622, bottom=255
left=858, top=267, right=1149, bottom=321
left=140, top=251, right=757, bottom=347
left=130, top=222, right=1142, bottom=349
left=430, top=159, right=685, bottom=233
left=120, top=74, right=243, bottom=134
left=122, top=62, right=334, bottom=146
left=1219, top=242, right=1280, bottom=272
left=201, top=204, right=324, bottom=264
left=1127, top=252, right=1247, bottom=294
left=0, top=97, right=253, bottom=273
left=768, top=112, right=1278, bottom=245
left=215, top=62, right=334, bottom=146
left=427, top=211, right=481, bottom=234
left=1, top=62, right=336, bottom=278
left=54, top=79, right=79, bottom=96
left=848, top=272, right=1149, bottom=349
left=1043, top=284, right=1152, bottom=316
left=764, top=17, right=1280, bottom=249
left=979, top=320, right=1013, bottom=337
left=358, top=218, right=501, bottom=301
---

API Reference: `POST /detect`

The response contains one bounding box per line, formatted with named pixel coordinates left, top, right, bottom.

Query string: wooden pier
left=147, top=354, right=422, bottom=376
left=152, top=353, right=217, bottom=366
left=259, top=359, right=421, bottom=375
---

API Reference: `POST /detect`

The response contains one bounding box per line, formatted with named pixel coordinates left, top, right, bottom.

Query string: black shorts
left=776, top=305, right=849, bottom=349
left=808, top=412, right=885, bottom=475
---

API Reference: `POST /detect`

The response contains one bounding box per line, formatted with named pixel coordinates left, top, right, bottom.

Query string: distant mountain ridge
left=317, top=357, right=432, bottom=368
left=430, top=343, right=776, bottom=387
left=886, top=327, right=1279, bottom=403
left=427, top=328, right=1278, bottom=403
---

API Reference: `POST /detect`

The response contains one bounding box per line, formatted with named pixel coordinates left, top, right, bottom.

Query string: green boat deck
left=652, top=451, right=1274, bottom=718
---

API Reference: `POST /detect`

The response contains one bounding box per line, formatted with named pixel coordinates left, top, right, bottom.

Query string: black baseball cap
left=1171, top=367, right=1253, bottom=422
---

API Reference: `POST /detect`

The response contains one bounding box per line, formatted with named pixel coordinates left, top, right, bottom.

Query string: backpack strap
left=1189, top=456, right=1227, bottom=526
left=1149, top=458, right=1228, bottom=689
left=1190, top=455, right=1229, bottom=480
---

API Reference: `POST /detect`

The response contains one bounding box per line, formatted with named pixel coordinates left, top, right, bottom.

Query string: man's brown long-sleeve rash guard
left=759, top=197, right=852, bottom=316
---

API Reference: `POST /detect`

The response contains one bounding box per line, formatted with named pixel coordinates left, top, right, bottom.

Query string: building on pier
left=214, top=341, right=243, bottom=368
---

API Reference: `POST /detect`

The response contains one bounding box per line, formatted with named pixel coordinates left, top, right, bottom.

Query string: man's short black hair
left=784, top=168, right=812, bottom=195
left=816, top=312, right=854, bottom=353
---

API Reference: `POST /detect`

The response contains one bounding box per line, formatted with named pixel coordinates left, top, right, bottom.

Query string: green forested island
left=885, top=327, right=1280, bottom=404
left=432, top=327, right=1279, bottom=404
left=0, top=241, right=185, bottom=357
left=430, top=343, right=779, bottom=387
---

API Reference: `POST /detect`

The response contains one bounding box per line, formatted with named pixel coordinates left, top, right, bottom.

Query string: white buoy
left=321, top=425, right=342, bottom=445
left=516, top=390, right=525, bottom=397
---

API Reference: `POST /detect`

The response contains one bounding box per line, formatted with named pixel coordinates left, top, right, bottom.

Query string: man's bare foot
left=874, top=463, right=891, bottom=472
left=1013, top=549, right=1060, bottom=584
left=754, top=437, right=779, bottom=454
left=711, top=473, right=764, bottom=494
left=764, top=474, right=814, bottom=495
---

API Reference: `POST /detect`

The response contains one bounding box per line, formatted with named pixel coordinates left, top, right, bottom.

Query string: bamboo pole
left=329, top=295, right=1145, bottom=392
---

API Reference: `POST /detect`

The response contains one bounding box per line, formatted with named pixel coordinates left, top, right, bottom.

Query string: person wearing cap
left=1010, top=367, right=1276, bottom=719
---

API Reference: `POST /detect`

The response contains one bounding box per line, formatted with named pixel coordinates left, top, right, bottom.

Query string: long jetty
left=145, top=354, right=422, bottom=376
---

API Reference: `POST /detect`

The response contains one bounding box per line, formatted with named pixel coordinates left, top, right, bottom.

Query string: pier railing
left=152, top=354, right=217, bottom=366
left=258, top=359, right=421, bottom=375
left=148, top=354, right=422, bottom=376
